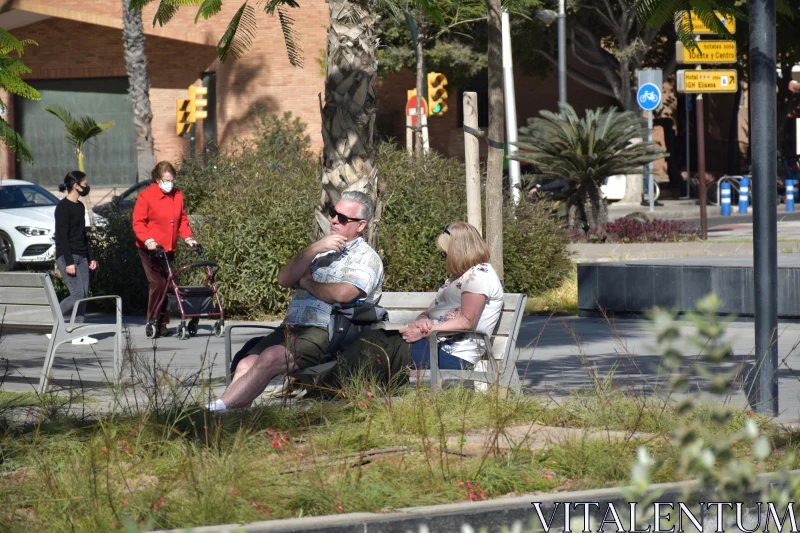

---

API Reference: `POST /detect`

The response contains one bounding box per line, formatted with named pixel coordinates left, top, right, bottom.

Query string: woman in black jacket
left=54, top=171, right=98, bottom=345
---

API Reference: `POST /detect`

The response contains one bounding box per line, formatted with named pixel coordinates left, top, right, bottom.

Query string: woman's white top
left=427, top=263, right=504, bottom=364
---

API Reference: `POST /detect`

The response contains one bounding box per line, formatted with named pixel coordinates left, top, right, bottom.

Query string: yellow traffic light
left=426, top=72, right=448, bottom=116
left=187, top=85, right=208, bottom=123
left=176, top=99, right=190, bottom=136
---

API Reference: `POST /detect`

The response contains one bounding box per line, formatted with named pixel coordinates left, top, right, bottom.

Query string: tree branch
left=533, top=49, right=617, bottom=98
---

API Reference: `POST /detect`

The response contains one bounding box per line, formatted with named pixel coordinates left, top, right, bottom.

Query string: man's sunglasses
left=329, top=207, right=364, bottom=225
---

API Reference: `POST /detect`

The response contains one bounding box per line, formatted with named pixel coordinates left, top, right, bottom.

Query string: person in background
left=132, top=161, right=197, bottom=337
left=54, top=171, right=98, bottom=345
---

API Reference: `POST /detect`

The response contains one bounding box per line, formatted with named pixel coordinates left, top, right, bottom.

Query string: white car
left=0, top=179, right=100, bottom=271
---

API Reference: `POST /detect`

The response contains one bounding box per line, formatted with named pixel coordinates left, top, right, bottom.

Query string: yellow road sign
left=676, top=41, right=737, bottom=64
left=677, top=69, right=737, bottom=93
left=676, top=11, right=736, bottom=34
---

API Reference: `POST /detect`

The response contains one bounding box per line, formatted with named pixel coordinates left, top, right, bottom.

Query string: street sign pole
left=685, top=95, right=691, bottom=199
left=637, top=72, right=662, bottom=212
left=750, top=0, right=778, bottom=416
left=648, top=110, right=654, bottom=212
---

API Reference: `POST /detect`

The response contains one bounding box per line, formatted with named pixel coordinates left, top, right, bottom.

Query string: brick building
left=0, top=0, right=328, bottom=190
left=1, top=0, right=784, bottom=199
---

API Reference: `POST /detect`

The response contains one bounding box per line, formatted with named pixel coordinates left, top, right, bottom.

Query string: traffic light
left=187, top=85, right=208, bottom=123
left=426, top=72, right=448, bottom=116
left=176, top=99, right=190, bottom=136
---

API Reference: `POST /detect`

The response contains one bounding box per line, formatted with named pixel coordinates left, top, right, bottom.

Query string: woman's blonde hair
left=436, top=221, right=490, bottom=276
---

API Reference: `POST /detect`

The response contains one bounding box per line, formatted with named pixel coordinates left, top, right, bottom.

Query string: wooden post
left=464, top=92, right=482, bottom=236
left=406, top=115, right=413, bottom=154
left=421, top=113, right=430, bottom=154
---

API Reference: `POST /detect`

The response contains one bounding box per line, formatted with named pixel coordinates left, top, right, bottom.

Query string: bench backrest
left=0, top=273, right=58, bottom=330
left=377, top=292, right=527, bottom=361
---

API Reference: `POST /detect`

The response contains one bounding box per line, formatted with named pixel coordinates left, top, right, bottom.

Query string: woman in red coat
left=133, top=161, right=197, bottom=337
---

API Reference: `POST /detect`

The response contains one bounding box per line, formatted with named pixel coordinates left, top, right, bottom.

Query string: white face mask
left=159, top=180, right=174, bottom=194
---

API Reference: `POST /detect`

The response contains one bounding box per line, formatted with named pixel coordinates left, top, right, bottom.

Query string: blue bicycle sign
left=637, top=83, right=662, bottom=111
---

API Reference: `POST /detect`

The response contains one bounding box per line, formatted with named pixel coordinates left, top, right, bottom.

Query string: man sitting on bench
left=207, top=191, right=384, bottom=412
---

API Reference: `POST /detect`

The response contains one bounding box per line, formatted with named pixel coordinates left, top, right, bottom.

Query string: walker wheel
left=178, top=322, right=190, bottom=341
left=145, top=321, right=159, bottom=339
left=212, top=320, right=224, bottom=338
left=188, top=318, right=199, bottom=337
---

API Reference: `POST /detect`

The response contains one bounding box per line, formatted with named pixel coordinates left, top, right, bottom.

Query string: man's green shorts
left=243, top=325, right=330, bottom=370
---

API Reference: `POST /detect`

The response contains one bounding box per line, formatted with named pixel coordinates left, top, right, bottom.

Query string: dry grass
left=525, top=265, right=578, bottom=315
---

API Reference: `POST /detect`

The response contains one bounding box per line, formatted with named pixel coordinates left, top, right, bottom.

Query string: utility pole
left=557, top=0, right=566, bottom=105
left=750, top=0, right=778, bottom=416
left=696, top=89, right=707, bottom=240
left=501, top=10, right=521, bottom=207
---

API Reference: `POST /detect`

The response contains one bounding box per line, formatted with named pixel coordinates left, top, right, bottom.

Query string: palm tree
left=511, top=105, right=665, bottom=229
left=45, top=105, right=114, bottom=228
left=0, top=29, right=40, bottom=164
left=122, top=0, right=156, bottom=182
left=131, top=0, right=384, bottom=246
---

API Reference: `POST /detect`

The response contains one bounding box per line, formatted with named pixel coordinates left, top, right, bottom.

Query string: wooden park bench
left=0, top=272, right=123, bottom=393
left=224, top=292, right=527, bottom=392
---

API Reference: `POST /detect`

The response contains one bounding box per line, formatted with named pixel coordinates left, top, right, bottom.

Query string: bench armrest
left=427, top=329, right=493, bottom=357
left=67, top=295, right=122, bottom=332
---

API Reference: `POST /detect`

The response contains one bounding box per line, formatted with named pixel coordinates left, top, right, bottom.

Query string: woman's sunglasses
left=440, top=225, right=450, bottom=259
left=329, top=207, right=364, bottom=225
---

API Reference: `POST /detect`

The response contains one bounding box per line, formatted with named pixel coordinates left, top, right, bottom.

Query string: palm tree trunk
left=485, top=0, right=504, bottom=280
left=77, top=149, right=96, bottom=229
left=315, top=0, right=381, bottom=248
left=122, top=0, right=156, bottom=183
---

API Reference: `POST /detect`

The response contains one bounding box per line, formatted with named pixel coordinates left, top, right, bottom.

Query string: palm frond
left=0, top=116, right=33, bottom=163
left=46, top=106, right=114, bottom=149
left=0, top=71, right=40, bottom=100
left=195, top=0, right=224, bottom=22
left=777, top=0, right=795, bottom=18
left=128, top=0, right=156, bottom=9
left=216, top=1, right=258, bottom=62
left=277, top=5, right=303, bottom=67
left=0, top=28, right=25, bottom=56
left=510, top=104, right=663, bottom=185
left=0, top=55, right=33, bottom=77
left=153, top=0, right=180, bottom=26
left=414, top=0, right=446, bottom=26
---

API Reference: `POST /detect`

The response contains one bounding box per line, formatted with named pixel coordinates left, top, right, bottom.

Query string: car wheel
left=0, top=231, right=16, bottom=271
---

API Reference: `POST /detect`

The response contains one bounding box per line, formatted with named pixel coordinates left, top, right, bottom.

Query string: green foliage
left=502, top=201, right=572, bottom=296
left=45, top=105, right=114, bottom=167
left=376, top=145, right=570, bottom=296
left=0, top=29, right=38, bottom=163
left=177, top=111, right=318, bottom=318
left=89, top=211, right=151, bottom=314
left=513, top=105, right=665, bottom=185
left=131, top=0, right=303, bottom=68
left=633, top=0, right=794, bottom=53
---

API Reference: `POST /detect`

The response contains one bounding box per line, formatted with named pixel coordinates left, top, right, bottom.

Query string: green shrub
left=178, top=112, right=319, bottom=318
left=90, top=209, right=150, bottom=314
left=89, top=110, right=570, bottom=318
left=377, top=144, right=571, bottom=296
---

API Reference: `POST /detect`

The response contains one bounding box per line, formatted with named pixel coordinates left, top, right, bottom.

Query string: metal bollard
left=721, top=181, right=731, bottom=216
left=739, top=177, right=750, bottom=214
left=787, top=179, right=795, bottom=213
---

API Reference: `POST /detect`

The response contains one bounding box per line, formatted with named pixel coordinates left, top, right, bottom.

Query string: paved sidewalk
left=3, top=315, right=800, bottom=423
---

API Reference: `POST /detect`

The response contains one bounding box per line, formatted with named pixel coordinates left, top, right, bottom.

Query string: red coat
left=132, top=183, right=193, bottom=252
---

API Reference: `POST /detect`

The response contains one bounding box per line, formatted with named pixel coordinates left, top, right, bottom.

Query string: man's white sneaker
left=72, top=336, right=98, bottom=345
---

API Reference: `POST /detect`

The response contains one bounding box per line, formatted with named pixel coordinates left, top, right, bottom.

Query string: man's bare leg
left=230, top=354, right=258, bottom=384
left=219, top=345, right=298, bottom=408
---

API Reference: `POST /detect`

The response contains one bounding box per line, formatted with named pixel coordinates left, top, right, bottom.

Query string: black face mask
left=78, top=184, right=90, bottom=197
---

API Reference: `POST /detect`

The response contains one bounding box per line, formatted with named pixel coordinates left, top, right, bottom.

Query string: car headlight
left=15, top=226, right=50, bottom=237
